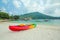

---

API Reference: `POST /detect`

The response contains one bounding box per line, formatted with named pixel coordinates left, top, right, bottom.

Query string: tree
left=13, top=15, right=20, bottom=20
left=0, top=12, right=9, bottom=19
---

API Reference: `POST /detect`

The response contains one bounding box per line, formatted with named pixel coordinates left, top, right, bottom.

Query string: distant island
left=19, top=12, right=60, bottom=20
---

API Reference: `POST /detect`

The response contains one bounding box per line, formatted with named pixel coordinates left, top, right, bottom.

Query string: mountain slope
left=20, top=12, right=60, bottom=19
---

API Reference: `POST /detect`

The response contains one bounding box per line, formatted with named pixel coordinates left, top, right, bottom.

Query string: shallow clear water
left=11, top=19, right=60, bottom=26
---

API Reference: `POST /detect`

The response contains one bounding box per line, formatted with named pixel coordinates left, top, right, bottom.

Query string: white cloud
left=52, top=3, right=60, bottom=6
left=12, top=0, right=60, bottom=17
left=2, top=0, right=8, bottom=4
left=13, top=0, right=21, bottom=8
left=9, top=11, right=12, bottom=14
left=21, top=0, right=45, bottom=13
left=21, top=0, right=31, bottom=7
left=1, top=7, right=6, bottom=12
left=27, top=2, right=38, bottom=11
left=9, top=11, right=17, bottom=15
left=54, top=9, right=60, bottom=17
left=2, top=0, right=59, bottom=16
left=43, top=3, right=60, bottom=17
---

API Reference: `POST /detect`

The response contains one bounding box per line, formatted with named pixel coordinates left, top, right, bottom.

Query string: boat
left=9, top=24, right=36, bottom=31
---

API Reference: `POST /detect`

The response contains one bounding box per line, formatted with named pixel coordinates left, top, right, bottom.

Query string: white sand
left=0, top=22, right=60, bottom=40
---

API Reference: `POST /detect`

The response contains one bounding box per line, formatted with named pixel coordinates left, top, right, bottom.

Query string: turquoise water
left=10, top=19, right=60, bottom=26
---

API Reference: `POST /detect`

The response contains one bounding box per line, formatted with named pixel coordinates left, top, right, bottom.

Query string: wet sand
left=0, top=22, right=60, bottom=40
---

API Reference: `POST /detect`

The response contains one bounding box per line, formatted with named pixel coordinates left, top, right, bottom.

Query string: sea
left=11, top=19, right=60, bottom=26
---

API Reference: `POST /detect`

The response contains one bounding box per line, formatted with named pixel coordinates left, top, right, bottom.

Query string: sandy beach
left=0, top=22, right=60, bottom=40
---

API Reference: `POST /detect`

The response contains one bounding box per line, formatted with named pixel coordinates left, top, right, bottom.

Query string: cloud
left=54, top=9, right=60, bottom=17
left=21, top=0, right=45, bottom=13
left=52, top=3, right=60, bottom=6
left=1, top=0, right=60, bottom=16
left=21, top=0, right=31, bottom=6
left=9, top=11, right=13, bottom=15
left=43, top=2, right=60, bottom=17
left=2, top=0, right=8, bottom=4
left=1, top=7, right=6, bottom=12
left=13, top=0, right=21, bottom=8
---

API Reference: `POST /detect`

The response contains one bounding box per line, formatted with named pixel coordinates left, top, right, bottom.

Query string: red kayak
left=9, top=25, right=29, bottom=31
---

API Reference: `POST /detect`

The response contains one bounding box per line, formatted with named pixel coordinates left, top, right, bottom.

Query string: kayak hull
left=9, top=25, right=29, bottom=31
left=9, top=24, right=36, bottom=31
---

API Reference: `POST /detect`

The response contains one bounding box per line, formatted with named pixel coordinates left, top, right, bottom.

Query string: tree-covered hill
left=19, top=12, right=60, bottom=20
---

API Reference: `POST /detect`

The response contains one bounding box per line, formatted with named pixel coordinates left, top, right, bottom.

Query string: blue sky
left=0, top=0, right=60, bottom=17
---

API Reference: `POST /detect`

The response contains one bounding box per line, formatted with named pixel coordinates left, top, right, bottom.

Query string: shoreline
left=0, top=22, right=60, bottom=30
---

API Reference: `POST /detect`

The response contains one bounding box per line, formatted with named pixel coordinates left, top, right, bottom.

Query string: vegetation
left=0, top=11, right=60, bottom=21
left=11, top=15, right=20, bottom=20
left=0, top=12, right=9, bottom=19
left=0, top=12, right=20, bottom=20
left=19, top=12, right=60, bottom=20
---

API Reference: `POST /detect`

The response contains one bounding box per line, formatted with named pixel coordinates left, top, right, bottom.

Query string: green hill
left=19, top=12, right=60, bottom=20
